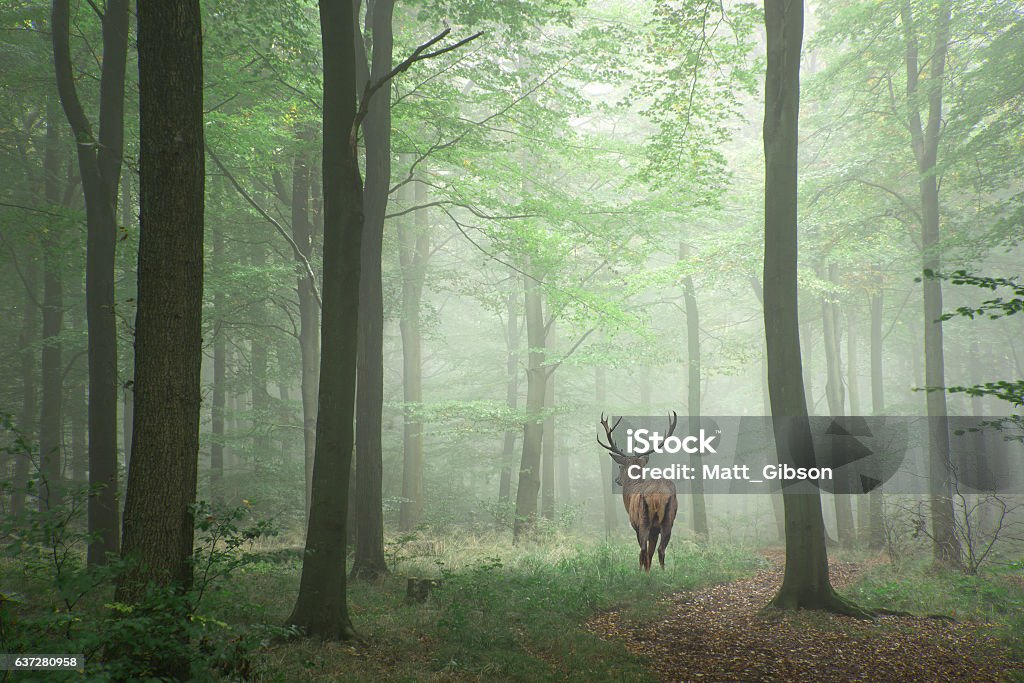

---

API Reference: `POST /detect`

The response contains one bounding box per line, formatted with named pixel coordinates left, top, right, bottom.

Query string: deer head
left=597, top=412, right=678, bottom=486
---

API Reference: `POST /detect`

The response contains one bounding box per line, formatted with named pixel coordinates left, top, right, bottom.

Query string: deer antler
left=597, top=413, right=628, bottom=458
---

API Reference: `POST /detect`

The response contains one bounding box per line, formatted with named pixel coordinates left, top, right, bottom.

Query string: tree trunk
left=763, top=0, right=860, bottom=614
left=117, top=0, right=204, bottom=628
left=681, top=249, right=708, bottom=539
left=39, top=93, right=64, bottom=510
left=499, top=282, right=519, bottom=505
left=52, top=0, right=129, bottom=566
left=751, top=276, right=786, bottom=542
left=542, top=322, right=556, bottom=521
left=868, top=288, right=885, bottom=549
left=398, top=167, right=429, bottom=530
left=900, top=0, right=961, bottom=568
left=11, top=257, right=38, bottom=515
left=513, top=262, right=546, bottom=542
left=286, top=0, right=361, bottom=640
left=821, top=268, right=854, bottom=548
left=595, top=365, right=617, bottom=539
left=211, top=222, right=226, bottom=498
left=352, top=0, right=394, bottom=580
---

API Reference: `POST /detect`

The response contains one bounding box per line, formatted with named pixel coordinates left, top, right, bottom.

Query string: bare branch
left=206, top=144, right=322, bottom=309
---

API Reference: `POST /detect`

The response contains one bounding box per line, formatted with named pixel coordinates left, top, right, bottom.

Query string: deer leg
left=647, top=528, right=660, bottom=572
left=636, top=526, right=650, bottom=571
left=657, top=524, right=672, bottom=568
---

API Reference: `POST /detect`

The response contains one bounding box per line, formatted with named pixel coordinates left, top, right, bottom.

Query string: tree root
left=765, top=589, right=874, bottom=620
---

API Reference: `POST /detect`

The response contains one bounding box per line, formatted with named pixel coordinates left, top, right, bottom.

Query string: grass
left=843, top=555, right=1024, bottom=662
left=224, top=532, right=766, bottom=682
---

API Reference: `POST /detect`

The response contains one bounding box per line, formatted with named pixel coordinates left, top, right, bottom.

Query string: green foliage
left=1, top=430, right=282, bottom=682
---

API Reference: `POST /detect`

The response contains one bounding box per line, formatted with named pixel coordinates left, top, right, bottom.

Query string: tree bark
left=900, top=0, right=961, bottom=568
left=286, top=0, right=362, bottom=640
left=399, top=168, right=429, bottom=530
left=117, top=0, right=204, bottom=626
left=352, top=0, right=394, bottom=580
left=763, top=0, right=860, bottom=614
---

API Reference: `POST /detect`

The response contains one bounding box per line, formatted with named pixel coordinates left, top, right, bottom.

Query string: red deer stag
left=598, top=413, right=679, bottom=571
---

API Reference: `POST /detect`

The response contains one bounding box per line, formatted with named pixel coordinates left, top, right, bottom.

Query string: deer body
left=599, top=414, right=679, bottom=571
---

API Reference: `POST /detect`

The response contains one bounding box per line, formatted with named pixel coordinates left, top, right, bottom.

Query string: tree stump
left=405, top=578, right=441, bottom=604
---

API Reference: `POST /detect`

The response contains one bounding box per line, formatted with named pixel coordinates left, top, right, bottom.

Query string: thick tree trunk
left=53, top=0, right=128, bottom=565
left=763, top=0, right=860, bottom=614
left=352, top=0, right=394, bottom=580
left=513, top=262, right=546, bottom=542
left=398, top=169, right=429, bottom=530
left=900, top=0, right=961, bottom=568
left=117, top=0, right=204, bottom=624
left=286, top=0, right=361, bottom=640
left=39, top=94, right=64, bottom=510
left=682, top=257, right=708, bottom=539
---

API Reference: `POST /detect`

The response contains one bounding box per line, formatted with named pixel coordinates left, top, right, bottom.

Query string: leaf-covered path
left=586, top=551, right=1018, bottom=682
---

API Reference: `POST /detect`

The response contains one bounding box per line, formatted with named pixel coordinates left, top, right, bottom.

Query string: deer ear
left=606, top=451, right=633, bottom=467
left=637, top=454, right=649, bottom=467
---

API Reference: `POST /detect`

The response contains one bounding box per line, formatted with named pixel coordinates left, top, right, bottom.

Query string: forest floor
left=586, top=548, right=1023, bottom=682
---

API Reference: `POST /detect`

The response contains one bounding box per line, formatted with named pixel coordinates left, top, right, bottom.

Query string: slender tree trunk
left=117, top=0, right=204, bottom=645
left=868, top=288, right=885, bottom=548
left=52, top=0, right=129, bottom=565
left=285, top=150, right=320, bottom=522
left=542, top=322, right=556, bottom=521
left=821, top=268, right=854, bottom=547
left=499, top=282, right=519, bottom=505
left=39, top=93, right=64, bottom=510
left=211, top=222, right=226, bottom=497
left=287, top=0, right=361, bottom=639
left=595, top=365, right=617, bottom=538
left=751, top=275, right=785, bottom=542
left=900, top=0, right=961, bottom=568
left=681, top=245, right=708, bottom=538
left=398, top=169, right=429, bottom=530
left=764, top=0, right=860, bottom=613
left=12, top=258, right=38, bottom=515
left=513, top=261, right=546, bottom=542
left=352, top=0, right=394, bottom=580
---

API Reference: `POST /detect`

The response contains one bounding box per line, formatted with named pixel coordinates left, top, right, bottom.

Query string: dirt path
left=586, top=551, right=1018, bottom=682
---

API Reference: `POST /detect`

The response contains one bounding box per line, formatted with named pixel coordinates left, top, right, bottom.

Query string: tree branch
left=206, top=144, right=322, bottom=309
left=350, top=28, right=483, bottom=147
